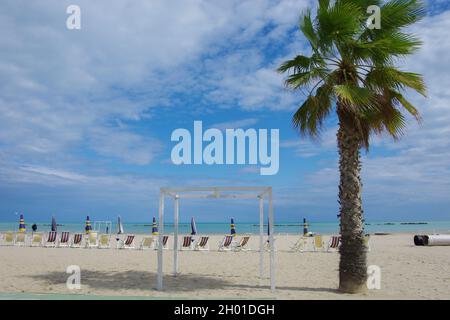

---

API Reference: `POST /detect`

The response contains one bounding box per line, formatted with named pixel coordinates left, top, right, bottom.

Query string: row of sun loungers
left=0, top=232, right=251, bottom=251
left=1, top=232, right=369, bottom=252
left=0, top=231, right=160, bottom=249
left=290, top=234, right=371, bottom=252
left=0, top=232, right=238, bottom=251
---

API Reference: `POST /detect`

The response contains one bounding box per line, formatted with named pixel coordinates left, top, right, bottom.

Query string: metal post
left=157, top=191, right=165, bottom=290
left=173, top=195, right=179, bottom=276
left=269, top=188, right=275, bottom=292
left=259, top=196, right=264, bottom=285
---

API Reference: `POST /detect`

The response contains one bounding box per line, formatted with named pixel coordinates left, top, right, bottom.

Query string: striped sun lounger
left=233, top=236, right=251, bottom=251
left=58, top=232, right=70, bottom=247
left=154, top=235, right=169, bottom=250
left=155, top=235, right=169, bottom=250
left=194, top=236, right=209, bottom=251
left=218, top=235, right=234, bottom=251
left=71, top=233, right=83, bottom=248
left=45, top=231, right=58, bottom=247
left=180, top=236, right=193, bottom=250
left=119, top=234, right=135, bottom=249
left=327, top=235, right=341, bottom=252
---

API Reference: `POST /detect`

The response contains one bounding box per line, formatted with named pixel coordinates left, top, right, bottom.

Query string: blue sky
left=1, top=0, right=449, bottom=224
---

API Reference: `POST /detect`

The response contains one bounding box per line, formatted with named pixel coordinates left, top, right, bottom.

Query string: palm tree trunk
left=337, top=108, right=367, bottom=293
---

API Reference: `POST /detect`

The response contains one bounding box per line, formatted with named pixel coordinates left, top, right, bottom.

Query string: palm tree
left=278, top=0, right=426, bottom=293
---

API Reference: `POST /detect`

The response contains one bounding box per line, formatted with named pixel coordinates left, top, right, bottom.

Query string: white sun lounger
left=14, top=233, right=27, bottom=246
left=140, top=236, right=155, bottom=250
left=98, top=234, right=111, bottom=249
left=86, top=232, right=99, bottom=248
left=2, top=231, right=15, bottom=246
left=290, top=236, right=309, bottom=252
left=30, top=232, right=43, bottom=247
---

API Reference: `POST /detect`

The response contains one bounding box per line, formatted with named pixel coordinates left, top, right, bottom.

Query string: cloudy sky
left=0, top=0, right=449, bottom=223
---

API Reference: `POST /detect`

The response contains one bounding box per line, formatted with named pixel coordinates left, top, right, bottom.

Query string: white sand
left=0, top=233, right=449, bottom=299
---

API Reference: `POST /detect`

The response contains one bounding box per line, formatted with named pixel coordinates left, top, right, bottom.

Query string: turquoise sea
left=1, top=220, right=450, bottom=235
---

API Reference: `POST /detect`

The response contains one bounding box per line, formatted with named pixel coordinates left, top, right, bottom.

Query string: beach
left=0, top=233, right=449, bottom=299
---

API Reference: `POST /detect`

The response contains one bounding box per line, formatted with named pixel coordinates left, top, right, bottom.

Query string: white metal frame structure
left=93, top=221, right=112, bottom=234
left=156, top=186, right=275, bottom=292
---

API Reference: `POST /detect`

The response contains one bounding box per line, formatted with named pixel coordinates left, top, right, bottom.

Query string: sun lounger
left=14, top=233, right=27, bottom=246
left=140, top=236, right=155, bottom=250
left=290, top=236, right=309, bottom=252
left=86, top=232, right=99, bottom=248
left=154, top=235, right=169, bottom=249
left=30, top=233, right=43, bottom=247
left=327, top=235, right=341, bottom=252
left=218, top=235, right=234, bottom=251
left=313, top=235, right=324, bottom=252
left=71, top=233, right=83, bottom=248
left=98, top=234, right=111, bottom=249
left=119, top=234, right=135, bottom=249
left=180, top=236, right=194, bottom=250
left=155, top=235, right=169, bottom=250
left=233, top=236, right=251, bottom=251
left=264, top=238, right=277, bottom=251
left=58, top=232, right=70, bottom=247
left=45, top=231, right=58, bottom=247
left=2, top=231, right=15, bottom=246
left=194, top=236, right=210, bottom=251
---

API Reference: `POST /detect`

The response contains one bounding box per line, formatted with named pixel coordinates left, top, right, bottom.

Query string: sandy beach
left=0, top=233, right=449, bottom=299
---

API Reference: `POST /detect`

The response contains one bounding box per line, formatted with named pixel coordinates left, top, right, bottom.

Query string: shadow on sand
left=28, top=270, right=338, bottom=294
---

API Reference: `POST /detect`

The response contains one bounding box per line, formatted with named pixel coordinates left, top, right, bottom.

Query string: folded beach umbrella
left=303, top=218, right=309, bottom=236
left=51, top=216, right=57, bottom=232
left=117, top=215, right=124, bottom=234
left=152, top=217, right=158, bottom=235
left=19, top=214, right=26, bottom=233
left=85, top=216, right=92, bottom=234
left=230, top=218, right=236, bottom=237
left=191, top=217, right=197, bottom=236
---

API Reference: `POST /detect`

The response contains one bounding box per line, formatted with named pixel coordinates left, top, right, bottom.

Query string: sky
left=0, top=0, right=449, bottom=224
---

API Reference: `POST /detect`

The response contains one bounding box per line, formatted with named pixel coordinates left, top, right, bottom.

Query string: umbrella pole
left=173, top=196, right=179, bottom=276
left=259, top=196, right=264, bottom=285
left=269, top=189, right=275, bottom=292
left=157, top=193, right=165, bottom=290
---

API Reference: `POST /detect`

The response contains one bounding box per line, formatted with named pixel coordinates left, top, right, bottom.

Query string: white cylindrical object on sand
left=425, top=234, right=450, bottom=246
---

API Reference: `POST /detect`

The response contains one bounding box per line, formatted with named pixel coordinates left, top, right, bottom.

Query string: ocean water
left=1, top=220, right=450, bottom=235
